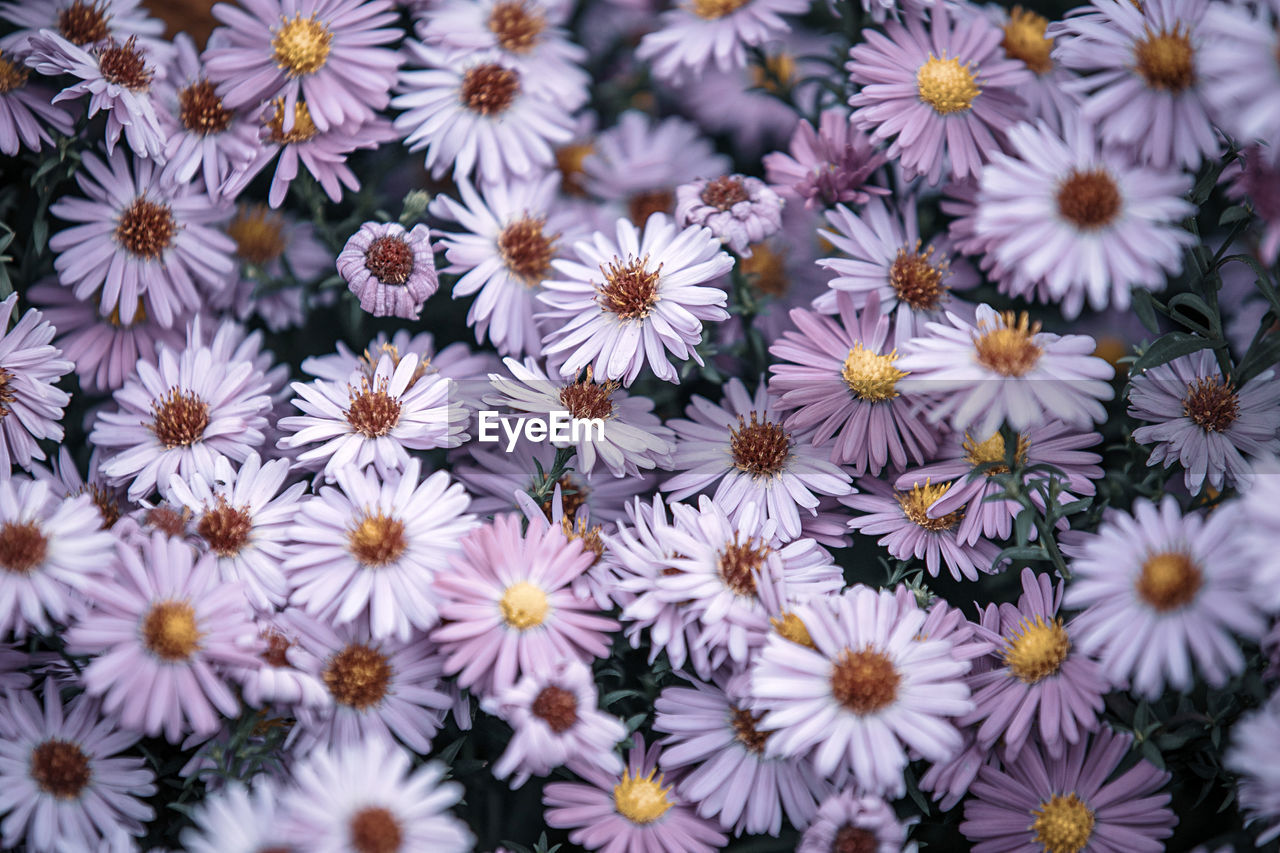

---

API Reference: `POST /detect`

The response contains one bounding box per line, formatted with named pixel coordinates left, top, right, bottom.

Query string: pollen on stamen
left=597, top=256, right=661, bottom=320
left=729, top=412, right=790, bottom=477
left=460, top=63, right=521, bottom=115
left=889, top=241, right=949, bottom=310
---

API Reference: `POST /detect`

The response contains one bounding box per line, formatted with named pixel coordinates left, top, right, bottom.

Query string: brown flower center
left=228, top=205, right=287, bottom=266
left=1031, top=792, right=1095, bottom=853
left=197, top=496, right=253, bottom=557
left=627, top=189, right=674, bottom=225
left=58, top=0, right=111, bottom=45
left=265, top=98, right=318, bottom=144
left=97, top=37, right=152, bottom=91
left=178, top=79, right=232, bottom=135
left=730, top=706, right=769, bottom=753
left=349, top=806, right=402, bottom=853
left=460, top=63, right=520, bottom=115
left=559, top=369, right=617, bottom=420
left=1182, top=376, right=1238, bottom=432
left=151, top=388, right=210, bottom=448
left=830, top=646, right=900, bottom=714
left=1001, top=7, right=1054, bottom=74
left=561, top=516, right=605, bottom=562
left=364, top=235, right=415, bottom=286
left=741, top=242, right=789, bottom=297
left=0, top=52, right=29, bottom=94
left=973, top=311, right=1042, bottom=376
left=896, top=481, right=963, bottom=532
left=116, top=197, right=177, bottom=260
left=346, top=378, right=402, bottom=438
left=272, top=13, right=332, bottom=77
left=729, top=413, right=790, bottom=477
left=498, top=216, right=558, bottom=284
left=324, top=643, right=393, bottom=709
left=539, top=474, right=588, bottom=522
left=1134, top=25, right=1195, bottom=91
left=889, top=242, right=948, bottom=310
left=145, top=505, right=191, bottom=537
left=689, top=0, right=751, bottom=19
left=1136, top=551, right=1202, bottom=612
left=555, top=142, right=593, bottom=196
left=1057, top=169, right=1121, bottom=230
left=832, top=825, right=877, bottom=853
left=0, top=521, right=48, bottom=574
left=488, top=0, right=545, bottom=52
left=260, top=630, right=293, bottom=668
left=598, top=256, right=661, bottom=320
left=717, top=535, right=770, bottom=596
left=0, top=368, right=14, bottom=420
left=30, top=740, right=92, bottom=799
left=700, top=175, right=750, bottom=211
left=81, top=484, right=121, bottom=529
left=531, top=685, right=578, bottom=732
left=142, top=600, right=202, bottom=661
left=348, top=512, right=408, bottom=567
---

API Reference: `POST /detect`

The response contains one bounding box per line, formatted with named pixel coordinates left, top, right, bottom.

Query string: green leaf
left=1130, top=332, right=1214, bottom=373
left=1219, top=204, right=1251, bottom=226
left=1130, top=288, right=1161, bottom=334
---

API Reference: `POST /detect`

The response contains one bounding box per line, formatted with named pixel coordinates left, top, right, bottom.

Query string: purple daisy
left=1064, top=495, right=1266, bottom=698
left=635, top=0, right=808, bottom=82
left=1240, top=456, right=1280, bottom=613
left=543, top=734, right=729, bottom=853
left=0, top=48, right=74, bottom=155
left=48, top=148, right=237, bottom=329
left=1050, top=0, right=1219, bottom=170
left=846, top=3, right=1032, bottom=185
left=1201, top=0, right=1280, bottom=159
left=431, top=514, right=617, bottom=697
left=796, top=791, right=910, bottom=852
left=483, top=657, right=626, bottom=788
left=1128, top=349, right=1280, bottom=494
left=981, top=4, right=1081, bottom=132
left=1226, top=694, right=1280, bottom=845
left=220, top=205, right=332, bottom=329
left=0, top=0, right=167, bottom=56
left=283, top=458, right=474, bottom=640
left=897, top=304, right=1115, bottom=437
left=204, top=0, right=401, bottom=134
left=961, top=727, right=1175, bottom=852
left=663, top=377, right=854, bottom=541
left=68, top=532, right=261, bottom=743
left=337, top=221, right=439, bottom=320
left=538, top=214, right=733, bottom=386
left=180, top=780, right=289, bottom=853
left=0, top=293, right=73, bottom=473
left=228, top=610, right=330, bottom=709
left=1225, top=147, right=1280, bottom=266
left=762, top=107, right=889, bottom=210
left=32, top=447, right=124, bottom=532
left=674, top=174, right=784, bottom=255
left=0, top=682, right=156, bottom=852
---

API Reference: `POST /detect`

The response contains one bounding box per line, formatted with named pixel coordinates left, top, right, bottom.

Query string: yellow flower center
left=973, top=311, right=1043, bottom=377
left=689, top=0, right=751, bottom=18
left=1135, top=551, right=1202, bottom=612
left=1133, top=25, right=1194, bottom=91
left=771, top=611, right=817, bottom=649
left=555, top=141, right=594, bottom=196
left=613, top=768, right=674, bottom=824
left=0, top=52, right=30, bottom=94
left=347, top=512, right=408, bottom=567
left=1001, top=7, right=1054, bottom=74
left=1031, top=793, right=1095, bottom=853
left=265, top=98, right=319, bottom=144
left=142, top=601, right=202, bottom=661
left=1003, top=616, right=1071, bottom=684
left=228, top=205, right=287, bottom=266
left=916, top=55, right=981, bottom=115
left=749, top=52, right=797, bottom=93
left=741, top=242, right=789, bottom=298
left=272, top=14, right=333, bottom=77
left=324, top=643, right=393, bottom=710
left=500, top=580, right=549, bottom=629
left=895, top=481, right=963, bottom=532
left=842, top=343, right=907, bottom=402
left=962, top=431, right=1029, bottom=475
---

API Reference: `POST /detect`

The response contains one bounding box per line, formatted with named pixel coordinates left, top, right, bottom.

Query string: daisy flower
left=770, top=291, right=937, bottom=476
left=0, top=48, right=74, bottom=155
left=1128, top=350, right=1280, bottom=494
left=543, top=734, right=729, bottom=853
left=180, top=780, right=290, bottom=853
left=674, top=174, right=784, bottom=255
left=1200, top=0, right=1280, bottom=157
left=431, top=514, right=618, bottom=697
left=486, top=356, right=674, bottom=477
left=762, top=107, right=889, bottom=210
left=750, top=585, right=973, bottom=796
left=0, top=293, right=73, bottom=473
left=337, top=221, right=438, bottom=320
left=1064, top=496, right=1266, bottom=698
left=846, top=3, right=1032, bottom=185
left=166, top=451, right=305, bottom=613
left=393, top=43, right=574, bottom=182
left=483, top=657, right=626, bottom=788
left=0, top=478, right=115, bottom=638
left=635, top=0, right=808, bottom=82
left=1226, top=694, right=1280, bottom=845
left=278, top=350, right=466, bottom=480
left=283, top=459, right=474, bottom=640
left=1051, top=0, right=1219, bottom=170
left=1240, top=457, right=1280, bottom=612
left=538, top=213, right=734, bottom=386
left=961, top=727, right=1175, bottom=852
left=90, top=320, right=274, bottom=502
left=0, top=682, right=156, bottom=853
left=220, top=204, right=332, bottom=327
left=280, top=737, right=473, bottom=853
left=897, top=304, right=1115, bottom=437
left=204, top=0, right=401, bottom=133
left=229, top=610, right=330, bottom=709
left=48, top=148, right=237, bottom=329
left=797, top=791, right=910, bottom=852
left=974, top=118, right=1195, bottom=317
left=0, top=0, right=166, bottom=56
left=68, top=533, right=261, bottom=743
left=653, top=675, right=833, bottom=836
left=982, top=5, right=1080, bottom=132
left=663, top=377, right=853, bottom=541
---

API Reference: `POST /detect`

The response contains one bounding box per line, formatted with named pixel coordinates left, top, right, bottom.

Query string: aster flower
left=483, top=657, right=626, bottom=788
left=337, top=222, right=438, bottom=320
left=1051, top=0, right=1219, bottom=170
left=1065, top=496, right=1266, bottom=698
left=48, top=148, right=237, bottom=329
left=90, top=320, right=274, bottom=502
left=432, top=514, right=617, bottom=697
left=1200, top=0, right=1280, bottom=158
left=486, top=357, right=674, bottom=477
left=674, top=174, right=784, bottom=255
left=1240, top=457, right=1280, bottom=613
left=961, top=727, right=1175, bottom=852
left=770, top=291, right=936, bottom=476
left=635, top=0, right=808, bottom=82
left=974, top=118, right=1195, bottom=317
left=796, top=791, right=910, bottom=852
left=1129, top=350, right=1280, bottom=493
left=0, top=0, right=166, bottom=56
left=204, top=0, right=401, bottom=134
left=543, top=734, right=729, bottom=853
left=897, top=304, right=1115, bottom=437
left=280, top=737, right=473, bottom=853
left=0, top=293, right=73, bottom=473
left=654, top=675, right=833, bottom=836
left=68, top=533, right=261, bottom=742
left=663, top=377, right=853, bottom=541
left=1225, top=147, right=1280, bottom=266
left=846, top=3, right=1032, bottom=185
left=763, top=107, right=889, bottom=210
left=218, top=204, right=332, bottom=329
left=982, top=5, right=1080, bottom=132
left=750, top=585, right=973, bottom=796
left=1226, top=694, right=1280, bottom=845
left=538, top=213, right=733, bottom=386
left=180, top=780, right=290, bottom=853
left=277, top=350, right=466, bottom=480
left=393, top=43, right=574, bottom=182
left=283, top=459, right=474, bottom=639
left=229, top=610, right=330, bottom=708
left=0, top=682, right=156, bottom=853
left=0, top=49, right=74, bottom=155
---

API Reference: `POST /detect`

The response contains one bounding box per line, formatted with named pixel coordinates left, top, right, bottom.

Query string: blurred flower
left=180, top=780, right=289, bottom=853
left=796, top=791, right=910, bottom=852
left=228, top=609, right=330, bottom=709
left=636, top=0, right=807, bottom=82
left=1224, top=146, right=1280, bottom=266
left=0, top=48, right=74, bottom=155
left=1226, top=693, right=1280, bottom=845
left=763, top=107, right=888, bottom=210
left=1239, top=456, right=1280, bottom=613
left=0, top=0, right=167, bottom=57
left=337, top=221, right=438, bottom=320
left=1200, top=0, right=1280, bottom=159
left=675, top=174, right=784, bottom=255
left=0, top=293, right=73, bottom=473
left=981, top=4, right=1080, bottom=132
